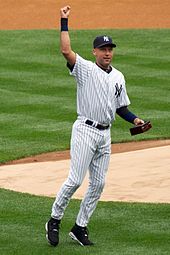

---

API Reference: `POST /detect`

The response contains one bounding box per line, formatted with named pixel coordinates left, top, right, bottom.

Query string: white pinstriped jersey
left=70, top=54, right=130, bottom=125
left=52, top=54, right=131, bottom=226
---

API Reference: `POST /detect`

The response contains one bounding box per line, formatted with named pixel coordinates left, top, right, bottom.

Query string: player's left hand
left=133, top=117, right=145, bottom=126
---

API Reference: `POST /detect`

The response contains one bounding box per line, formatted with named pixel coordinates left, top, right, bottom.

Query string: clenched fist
left=60, top=6, right=71, bottom=18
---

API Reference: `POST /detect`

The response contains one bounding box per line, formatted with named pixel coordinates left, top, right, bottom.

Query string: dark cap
left=93, top=35, right=116, bottom=48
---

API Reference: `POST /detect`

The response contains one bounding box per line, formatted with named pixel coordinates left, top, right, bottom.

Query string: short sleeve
left=70, top=54, right=93, bottom=87
left=115, top=74, right=130, bottom=109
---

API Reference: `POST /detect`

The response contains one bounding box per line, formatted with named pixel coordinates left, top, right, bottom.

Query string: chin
left=104, top=61, right=111, bottom=66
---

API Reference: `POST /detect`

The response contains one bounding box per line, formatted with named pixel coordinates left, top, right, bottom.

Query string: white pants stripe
left=51, top=119, right=111, bottom=227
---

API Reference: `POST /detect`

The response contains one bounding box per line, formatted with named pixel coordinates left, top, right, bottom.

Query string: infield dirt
left=1, top=0, right=170, bottom=29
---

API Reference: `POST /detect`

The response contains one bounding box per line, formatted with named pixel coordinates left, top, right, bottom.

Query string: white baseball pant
left=51, top=118, right=111, bottom=227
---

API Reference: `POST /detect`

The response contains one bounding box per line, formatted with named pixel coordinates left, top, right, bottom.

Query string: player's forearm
left=60, top=6, right=76, bottom=65
left=60, top=28, right=72, bottom=56
left=116, top=106, right=137, bottom=123
left=116, top=106, right=144, bottom=125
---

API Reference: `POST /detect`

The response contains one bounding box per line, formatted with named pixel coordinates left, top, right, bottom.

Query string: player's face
left=93, top=46, right=114, bottom=68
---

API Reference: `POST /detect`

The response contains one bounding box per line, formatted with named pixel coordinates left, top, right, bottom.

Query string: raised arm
left=60, top=6, right=76, bottom=66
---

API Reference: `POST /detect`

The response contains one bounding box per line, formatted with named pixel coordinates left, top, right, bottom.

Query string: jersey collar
left=95, top=63, right=112, bottom=74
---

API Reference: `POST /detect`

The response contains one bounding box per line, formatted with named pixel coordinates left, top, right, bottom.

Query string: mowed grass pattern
left=0, top=29, right=170, bottom=162
left=0, top=188, right=170, bottom=255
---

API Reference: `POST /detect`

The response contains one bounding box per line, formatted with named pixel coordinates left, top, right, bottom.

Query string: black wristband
left=61, top=18, right=68, bottom=31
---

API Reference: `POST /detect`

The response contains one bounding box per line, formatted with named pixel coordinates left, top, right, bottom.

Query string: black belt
left=85, top=119, right=109, bottom=130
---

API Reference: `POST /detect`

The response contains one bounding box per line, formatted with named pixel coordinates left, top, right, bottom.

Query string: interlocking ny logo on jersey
left=103, top=36, right=109, bottom=42
left=115, top=83, right=123, bottom=98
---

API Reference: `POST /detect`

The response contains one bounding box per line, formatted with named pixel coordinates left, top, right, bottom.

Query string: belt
left=85, top=119, right=109, bottom=130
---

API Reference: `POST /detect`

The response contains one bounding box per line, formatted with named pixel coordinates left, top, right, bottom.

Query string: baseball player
left=45, top=5, right=144, bottom=247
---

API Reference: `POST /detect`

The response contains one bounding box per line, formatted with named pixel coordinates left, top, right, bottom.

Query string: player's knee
left=99, top=180, right=105, bottom=192
left=67, top=177, right=82, bottom=189
left=74, top=181, right=82, bottom=189
left=92, top=179, right=105, bottom=193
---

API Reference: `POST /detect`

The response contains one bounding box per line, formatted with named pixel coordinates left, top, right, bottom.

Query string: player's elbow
left=60, top=45, right=71, bottom=56
left=62, top=52, right=71, bottom=60
left=61, top=48, right=70, bottom=56
left=61, top=49, right=71, bottom=61
left=61, top=49, right=76, bottom=66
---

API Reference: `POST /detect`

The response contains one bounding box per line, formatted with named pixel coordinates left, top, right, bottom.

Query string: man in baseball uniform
left=45, top=5, right=144, bottom=247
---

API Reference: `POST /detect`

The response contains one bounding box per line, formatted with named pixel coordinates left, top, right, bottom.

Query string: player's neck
left=96, top=62, right=112, bottom=73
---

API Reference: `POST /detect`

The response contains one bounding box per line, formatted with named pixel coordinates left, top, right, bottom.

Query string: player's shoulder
left=76, top=53, right=93, bottom=66
left=111, top=66, right=124, bottom=77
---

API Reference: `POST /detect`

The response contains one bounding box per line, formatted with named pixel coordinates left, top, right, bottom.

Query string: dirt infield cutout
left=0, top=145, right=170, bottom=203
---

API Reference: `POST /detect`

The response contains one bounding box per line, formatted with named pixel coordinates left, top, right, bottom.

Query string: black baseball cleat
left=69, top=223, right=94, bottom=246
left=45, top=218, right=60, bottom=246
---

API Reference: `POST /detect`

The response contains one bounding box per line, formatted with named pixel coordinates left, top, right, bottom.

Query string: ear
left=92, top=49, right=96, bottom=56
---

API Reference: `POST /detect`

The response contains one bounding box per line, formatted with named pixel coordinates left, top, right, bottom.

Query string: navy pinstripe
left=51, top=54, right=130, bottom=227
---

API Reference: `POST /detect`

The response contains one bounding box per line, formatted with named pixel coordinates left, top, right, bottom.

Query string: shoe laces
left=51, top=221, right=60, bottom=231
left=81, top=227, right=89, bottom=237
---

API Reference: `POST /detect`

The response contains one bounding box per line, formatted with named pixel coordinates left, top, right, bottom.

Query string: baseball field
left=0, top=1, right=170, bottom=254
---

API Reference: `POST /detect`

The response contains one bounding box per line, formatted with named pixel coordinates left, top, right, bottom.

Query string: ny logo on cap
left=103, top=36, right=109, bottom=42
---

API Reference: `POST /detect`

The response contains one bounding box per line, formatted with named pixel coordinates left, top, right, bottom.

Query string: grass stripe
left=0, top=188, right=170, bottom=255
left=0, top=29, right=169, bottom=162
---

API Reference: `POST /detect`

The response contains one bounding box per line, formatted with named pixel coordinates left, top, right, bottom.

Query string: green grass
left=0, top=29, right=170, bottom=162
left=0, top=188, right=170, bottom=255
